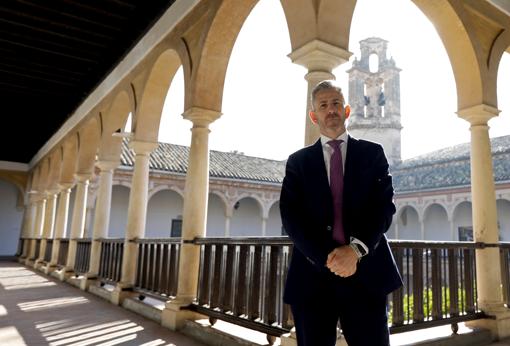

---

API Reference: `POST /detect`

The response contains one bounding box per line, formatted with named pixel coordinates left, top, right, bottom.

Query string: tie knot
left=327, top=139, right=343, bottom=151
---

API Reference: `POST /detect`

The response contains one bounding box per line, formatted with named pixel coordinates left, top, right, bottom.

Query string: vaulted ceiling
left=1, top=0, right=176, bottom=163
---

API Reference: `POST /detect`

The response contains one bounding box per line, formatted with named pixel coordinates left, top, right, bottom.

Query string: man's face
left=309, top=88, right=346, bottom=137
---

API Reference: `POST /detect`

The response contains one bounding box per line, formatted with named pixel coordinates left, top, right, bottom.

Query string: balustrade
left=98, top=238, right=124, bottom=285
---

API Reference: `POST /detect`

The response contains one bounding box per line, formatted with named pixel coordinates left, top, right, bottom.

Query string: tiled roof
left=392, top=135, right=510, bottom=192
left=120, top=139, right=285, bottom=183
left=119, top=135, right=510, bottom=191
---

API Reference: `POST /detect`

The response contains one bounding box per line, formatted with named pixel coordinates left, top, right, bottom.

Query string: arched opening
left=266, top=201, right=282, bottom=236
left=452, top=201, right=472, bottom=241
left=108, top=185, right=130, bottom=238
left=423, top=203, right=449, bottom=240
left=230, top=197, right=262, bottom=236
left=397, top=206, right=420, bottom=240
left=146, top=189, right=183, bottom=238
left=206, top=193, right=227, bottom=237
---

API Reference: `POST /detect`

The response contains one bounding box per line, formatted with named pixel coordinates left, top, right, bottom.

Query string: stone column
left=112, top=141, right=157, bottom=304
left=47, top=185, right=72, bottom=273
left=459, top=105, right=510, bottom=338
left=61, top=174, right=89, bottom=278
left=82, top=160, right=118, bottom=290
left=288, top=40, right=351, bottom=146
left=420, top=219, right=425, bottom=240
left=162, top=107, right=221, bottom=330
left=261, top=213, right=268, bottom=237
left=37, top=191, right=57, bottom=268
left=224, top=208, right=233, bottom=237
left=28, top=197, right=46, bottom=267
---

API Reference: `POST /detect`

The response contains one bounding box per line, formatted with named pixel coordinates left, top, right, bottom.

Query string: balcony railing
left=134, top=238, right=181, bottom=299
left=74, top=238, right=92, bottom=275
left=501, top=243, right=510, bottom=307
left=98, top=238, right=124, bottom=285
left=57, top=238, right=69, bottom=267
left=44, top=239, right=53, bottom=262
left=33, top=238, right=41, bottom=260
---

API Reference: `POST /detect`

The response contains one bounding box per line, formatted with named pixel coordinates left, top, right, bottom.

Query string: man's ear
left=345, top=104, right=351, bottom=119
left=309, top=110, right=318, bottom=124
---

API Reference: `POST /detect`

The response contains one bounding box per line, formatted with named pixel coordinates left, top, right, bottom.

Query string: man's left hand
left=326, top=245, right=358, bottom=277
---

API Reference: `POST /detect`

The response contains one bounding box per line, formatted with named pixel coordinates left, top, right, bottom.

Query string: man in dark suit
left=280, top=80, right=402, bottom=346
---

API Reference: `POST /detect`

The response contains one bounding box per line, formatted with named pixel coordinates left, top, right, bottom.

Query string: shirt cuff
left=350, top=237, right=369, bottom=256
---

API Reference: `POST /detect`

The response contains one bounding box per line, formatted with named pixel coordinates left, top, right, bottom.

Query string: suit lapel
left=308, top=139, right=332, bottom=205
left=343, top=135, right=358, bottom=203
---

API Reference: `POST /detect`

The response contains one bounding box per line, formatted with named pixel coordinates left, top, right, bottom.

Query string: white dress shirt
left=320, top=131, right=369, bottom=255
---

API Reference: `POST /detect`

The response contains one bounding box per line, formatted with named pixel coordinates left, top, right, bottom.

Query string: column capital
left=183, top=107, right=222, bottom=127
left=129, top=140, right=158, bottom=156
left=95, top=160, right=119, bottom=172
left=74, top=173, right=91, bottom=183
left=57, top=182, right=74, bottom=191
left=288, top=39, right=352, bottom=71
left=457, top=104, right=500, bottom=125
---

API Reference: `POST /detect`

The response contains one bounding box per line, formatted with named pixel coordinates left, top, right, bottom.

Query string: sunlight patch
left=18, top=296, right=89, bottom=311
left=0, top=305, right=7, bottom=316
left=0, top=326, right=27, bottom=345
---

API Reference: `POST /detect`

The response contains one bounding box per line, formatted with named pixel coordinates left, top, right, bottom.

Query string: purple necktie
left=327, top=140, right=345, bottom=244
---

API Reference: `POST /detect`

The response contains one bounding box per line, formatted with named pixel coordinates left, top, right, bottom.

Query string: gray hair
left=310, top=80, right=345, bottom=111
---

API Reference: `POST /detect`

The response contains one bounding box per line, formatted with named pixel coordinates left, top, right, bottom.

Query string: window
left=458, top=226, right=473, bottom=241
left=171, top=219, right=182, bottom=237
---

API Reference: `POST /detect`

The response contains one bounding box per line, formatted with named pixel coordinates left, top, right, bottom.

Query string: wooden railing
left=33, top=238, right=41, bottom=260
left=190, top=237, right=292, bottom=339
left=134, top=238, right=181, bottom=299
left=57, top=238, right=69, bottom=267
left=501, top=243, right=510, bottom=307
left=189, top=238, right=491, bottom=341
left=389, top=241, right=484, bottom=333
left=74, top=238, right=92, bottom=275
left=44, top=239, right=53, bottom=262
left=98, top=238, right=124, bottom=285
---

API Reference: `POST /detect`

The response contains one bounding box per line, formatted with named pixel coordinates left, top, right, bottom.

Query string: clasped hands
left=326, top=245, right=358, bottom=277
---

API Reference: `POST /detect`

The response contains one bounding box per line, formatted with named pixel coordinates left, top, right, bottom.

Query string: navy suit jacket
left=280, top=136, right=402, bottom=304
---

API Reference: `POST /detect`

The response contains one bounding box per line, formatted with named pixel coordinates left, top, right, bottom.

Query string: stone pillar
left=459, top=105, right=510, bottom=338
left=261, top=213, right=268, bottom=237
left=224, top=209, right=233, bottom=237
left=420, top=219, right=425, bottom=240
left=288, top=40, right=351, bottom=146
left=28, top=197, right=46, bottom=267
left=450, top=218, right=455, bottom=240
left=82, top=160, right=118, bottom=290
left=49, top=185, right=72, bottom=270
left=112, top=141, right=157, bottom=304
left=61, top=174, right=89, bottom=278
left=162, top=107, right=221, bottom=330
left=36, top=191, right=57, bottom=268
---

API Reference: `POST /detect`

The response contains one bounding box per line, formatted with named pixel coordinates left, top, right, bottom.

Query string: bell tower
left=347, top=37, right=402, bottom=165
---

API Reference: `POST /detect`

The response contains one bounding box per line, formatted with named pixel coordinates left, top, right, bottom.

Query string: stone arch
left=148, top=185, right=184, bottom=201
left=60, top=135, right=79, bottom=186
left=98, top=89, right=134, bottom=162
left=397, top=205, right=420, bottom=240
left=412, top=0, right=510, bottom=109
left=133, top=49, right=184, bottom=143
left=230, top=196, right=263, bottom=237
left=280, top=0, right=356, bottom=51
left=47, top=148, right=63, bottom=191
left=77, top=116, right=101, bottom=175
left=423, top=203, right=450, bottom=240
left=497, top=199, right=510, bottom=241
left=186, top=0, right=258, bottom=112
left=146, top=188, right=184, bottom=238
left=38, top=157, right=51, bottom=192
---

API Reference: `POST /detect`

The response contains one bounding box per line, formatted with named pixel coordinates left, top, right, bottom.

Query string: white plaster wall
left=231, top=198, right=262, bottom=237
left=146, top=189, right=183, bottom=238
left=497, top=199, right=510, bottom=241
left=398, top=206, right=420, bottom=240
left=424, top=204, right=449, bottom=240
left=109, top=185, right=130, bottom=238
left=0, top=180, right=23, bottom=255
left=452, top=201, right=472, bottom=241
left=206, top=194, right=226, bottom=237
left=266, top=202, right=282, bottom=236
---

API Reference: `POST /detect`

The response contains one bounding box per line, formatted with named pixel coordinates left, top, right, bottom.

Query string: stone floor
left=1, top=260, right=509, bottom=346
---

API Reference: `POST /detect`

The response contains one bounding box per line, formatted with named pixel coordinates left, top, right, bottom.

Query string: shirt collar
left=320, top=131, right=349, bottom=148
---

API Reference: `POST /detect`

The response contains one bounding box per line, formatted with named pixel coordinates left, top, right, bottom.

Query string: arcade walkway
left=0, top=261, right=205, bottom=346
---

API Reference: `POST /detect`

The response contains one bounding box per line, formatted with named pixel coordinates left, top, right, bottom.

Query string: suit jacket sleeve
left=355, top=144, right=396, bottom=251
left=280, top=153, right=336, bottom=270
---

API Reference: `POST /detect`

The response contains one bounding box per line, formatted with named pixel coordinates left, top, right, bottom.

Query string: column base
left=111, top=282, right=136, bottom=306
left=53, top=267, right=75, bottom=281
left=161, top=298, right=204, bottom=331
left=466, top=305, right=510, bottom=340
left=79, top=274, right=98, bottom=291
left=25, top=258, right=36, bottom=267
left=42, top=263, right=58, bottom=274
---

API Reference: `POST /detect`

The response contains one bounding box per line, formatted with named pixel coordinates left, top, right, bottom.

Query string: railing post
left=48, top=184, right=72, bottom=274
left=37, top=190, right=57, bottom=271
left=27, top=196, right=46, bottom=267
left=162, top=107, right=221, bottom=330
